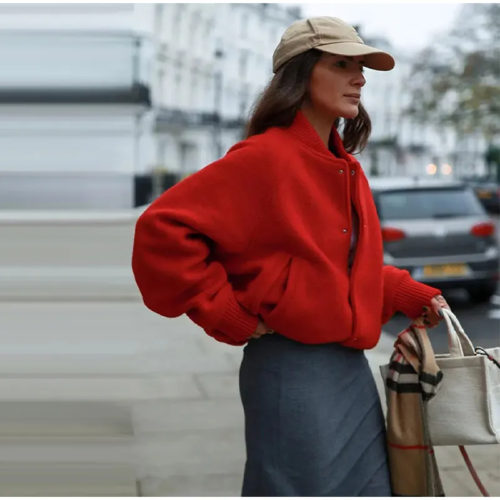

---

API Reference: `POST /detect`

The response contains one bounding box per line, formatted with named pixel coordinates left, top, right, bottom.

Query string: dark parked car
left=369, top=177, right=499, bottom=302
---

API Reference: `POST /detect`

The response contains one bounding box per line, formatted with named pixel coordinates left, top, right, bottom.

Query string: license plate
left=477, top=190, right=493, bottom=199
left=423, top=263, right=468, bottom=277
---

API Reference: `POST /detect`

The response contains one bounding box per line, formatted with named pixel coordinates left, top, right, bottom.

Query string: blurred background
left=0, top=3, right=498, bottom=210
left=0, top=3, right=498, bottom=496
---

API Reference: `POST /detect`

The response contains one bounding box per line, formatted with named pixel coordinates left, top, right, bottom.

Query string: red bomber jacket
left=132, top=111, right=441, bottom=348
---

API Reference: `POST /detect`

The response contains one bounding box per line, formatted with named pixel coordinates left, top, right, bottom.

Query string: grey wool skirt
left=239, top=333, right=391, bottom=497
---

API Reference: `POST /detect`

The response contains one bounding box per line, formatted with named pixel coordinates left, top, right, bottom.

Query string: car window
left=376, top=188, right=485, bottom=220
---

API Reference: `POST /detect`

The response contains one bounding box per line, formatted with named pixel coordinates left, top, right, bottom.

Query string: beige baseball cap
left=272, top=17, right=395, bottom=73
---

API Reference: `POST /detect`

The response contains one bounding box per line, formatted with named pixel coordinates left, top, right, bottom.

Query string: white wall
left=0, top=106, right=138, bottom=173
left=0, top=33, right=139, bottom=88
left=0, top=173, right=134, bottom=210
left=0, top=106, right=141, bottom=208
left=0, top=4, right=154, bottom=209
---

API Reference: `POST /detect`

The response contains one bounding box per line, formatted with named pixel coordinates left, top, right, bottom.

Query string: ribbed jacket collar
left=286, top=110, right=352, bottom=163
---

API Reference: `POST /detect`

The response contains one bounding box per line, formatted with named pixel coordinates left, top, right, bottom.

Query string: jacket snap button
left=342, top=228, right=348, bottom=233
left=351, top=169, right=355, bottom=175
left=339, top=169, right=344, bottom=174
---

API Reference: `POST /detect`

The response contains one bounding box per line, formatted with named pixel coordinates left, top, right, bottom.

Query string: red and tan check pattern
left=385, top=317, right=445, bottom=496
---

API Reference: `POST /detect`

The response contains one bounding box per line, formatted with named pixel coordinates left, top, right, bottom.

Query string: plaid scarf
left=385, top=317, right=445, bottom=496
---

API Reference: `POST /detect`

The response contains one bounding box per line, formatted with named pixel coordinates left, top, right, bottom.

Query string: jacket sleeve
left=131, top=140, right=265, bottom=345
left=381, top=265, right=441, bottom=324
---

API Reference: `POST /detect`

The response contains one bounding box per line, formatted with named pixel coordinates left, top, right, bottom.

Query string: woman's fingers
left=422, top=295, right=450, bottom=328
left=431, top=295, right=450, bottom=317
left=422, top=306, right=435, bottom=327
left=250, top=321, right=275, bottom=339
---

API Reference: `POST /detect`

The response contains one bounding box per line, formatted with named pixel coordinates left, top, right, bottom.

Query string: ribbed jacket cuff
left=216, top=292, right=260, bottom=343
left=393, top=274, right=442, bottom=320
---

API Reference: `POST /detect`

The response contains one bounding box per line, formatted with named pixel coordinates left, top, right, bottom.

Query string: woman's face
left=305, top=53, right=366, bottom=120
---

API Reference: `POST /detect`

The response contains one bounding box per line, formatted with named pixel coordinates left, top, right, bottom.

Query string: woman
left=132, top=16, right=449, bottom=496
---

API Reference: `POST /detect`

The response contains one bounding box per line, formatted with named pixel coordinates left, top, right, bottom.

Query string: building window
left=269, top=25, right=277, bottom=45
left=175, top=71, right=182, bottom=107
left=190, top=72, right=199, bottom=110
left=204, top=19, right=212, bottom=39
left=173, top=4, right=184, bottom=40
left=154, top=4, right=164, bottom=38
left=240, top=12, right=248, bottom=38
left=158, top=139, right=167, bottom=166
left=179, top=142, right=198, bottom=173
left=190, top=13, right=200, bottom=56
left=157, top=68, right=165, bottom=104
left=203, top=74, right=212, bottom=113
left=239, top=85, right=249, bottom=118
left=239, top=50, right=248, bottom=81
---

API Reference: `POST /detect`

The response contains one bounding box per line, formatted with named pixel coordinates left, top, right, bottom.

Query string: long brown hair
left=244, top=49, right=371, bottom=154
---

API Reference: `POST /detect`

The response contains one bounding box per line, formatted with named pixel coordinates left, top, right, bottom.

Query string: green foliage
left=405, top=4, right=500, bottom=140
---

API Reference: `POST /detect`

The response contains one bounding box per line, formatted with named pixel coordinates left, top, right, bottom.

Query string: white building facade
left=0, top=4, right=155, bottom=209
left=3, top=4, right=484, bottom=209
left=150, top=4, right=301, bottom=181
left=0, top=3, right=301, bottom=209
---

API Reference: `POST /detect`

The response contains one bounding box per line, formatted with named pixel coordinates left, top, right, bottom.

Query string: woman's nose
left=352, top=71, right=366, bottom=88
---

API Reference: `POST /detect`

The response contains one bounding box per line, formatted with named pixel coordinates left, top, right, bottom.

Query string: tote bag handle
left=441, top=308, right=475, bottom=357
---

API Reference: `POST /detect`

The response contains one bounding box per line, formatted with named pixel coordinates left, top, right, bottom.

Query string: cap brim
left=317, top=42, right=395, bottom=71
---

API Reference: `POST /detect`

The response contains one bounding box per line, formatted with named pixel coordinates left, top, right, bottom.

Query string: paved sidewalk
left=0, top=299, right=498, bottom=496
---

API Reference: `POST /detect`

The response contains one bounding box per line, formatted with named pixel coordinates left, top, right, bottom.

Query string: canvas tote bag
left=380, top=308, right=500, bottom=446
left=427, top=308, right=500, bottom=445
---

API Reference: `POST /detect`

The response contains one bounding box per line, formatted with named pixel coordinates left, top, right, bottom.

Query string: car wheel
left=467, top=283, right=497, bottom=303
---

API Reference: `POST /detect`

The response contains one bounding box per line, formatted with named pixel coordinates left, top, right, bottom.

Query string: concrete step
left=0, top=210, right=142, bottom=300
left=0, top=435, right=135, bottom=463
left=0, top=401, right=133, bottom=437
left=0, top=435, right=138, bottom=494
left=139, top=472, right=242, bottom=496
left=0, top=375, right=202, bottom=401
left=0, top=266, right=140, bottom=300
left=0, top=463, right=139, bottom=496
left=0, top=211, right=139, bottom=268
left=0, top=402, right=139, bottom=496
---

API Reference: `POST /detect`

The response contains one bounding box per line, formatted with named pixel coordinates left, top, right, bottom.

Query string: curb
left=0, top=208, right=146, bottom=225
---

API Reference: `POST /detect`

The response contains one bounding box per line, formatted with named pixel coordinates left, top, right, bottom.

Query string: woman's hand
left=422, top=294, right=450, bottom=328
left=249, top=318, right=275, bottom=339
